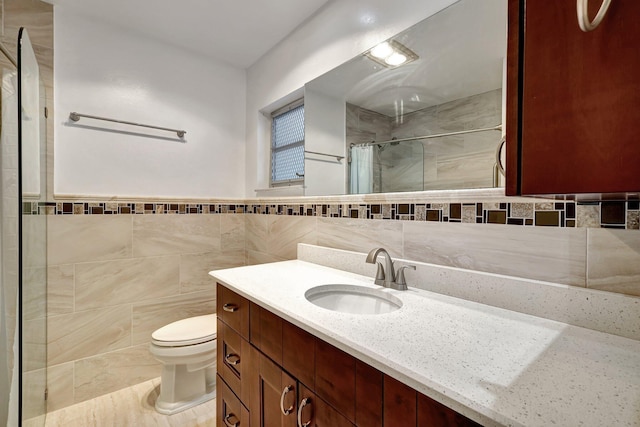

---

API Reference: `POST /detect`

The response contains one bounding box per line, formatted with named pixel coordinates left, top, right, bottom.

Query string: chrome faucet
left=366, top=247, right=396, bottom=287
left=366, top=248, right=415, bottom=290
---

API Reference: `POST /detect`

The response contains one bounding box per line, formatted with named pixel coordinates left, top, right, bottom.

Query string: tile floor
left=26, top=378, right=217, bottom=427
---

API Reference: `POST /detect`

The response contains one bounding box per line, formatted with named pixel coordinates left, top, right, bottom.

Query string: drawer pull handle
left=225, top=353, right=241, bottom=366
left=577, top=0, right=611, bottom=32
left=297, top=397, right=312, bottom=427
left=223, top=303, right=239, bottom=312
left=224, top=413, right=240, bottom=427
left=280, top=385, right=294, bottom=415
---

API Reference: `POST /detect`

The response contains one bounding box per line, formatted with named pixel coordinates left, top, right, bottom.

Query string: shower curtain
left=1, top=67, right=19, bottom=426
left=349, top=145, right=373, bottom=194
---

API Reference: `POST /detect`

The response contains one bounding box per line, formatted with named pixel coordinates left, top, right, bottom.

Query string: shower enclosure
left=0, top=28, right=48, bottom=426
left=348, top=124, right=503, bottom=194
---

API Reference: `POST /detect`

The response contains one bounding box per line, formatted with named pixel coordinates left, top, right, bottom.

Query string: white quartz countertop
left=210, top=260, right=640, bottom=427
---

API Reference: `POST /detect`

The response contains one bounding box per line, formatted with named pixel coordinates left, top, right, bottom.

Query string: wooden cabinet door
left=506, top=0, right=640, bottom=195
left=217, top=375, right=250, bottom=427
left=298, top=384, right=355, bottom=427
left=250, top=348, right=297, bottom=427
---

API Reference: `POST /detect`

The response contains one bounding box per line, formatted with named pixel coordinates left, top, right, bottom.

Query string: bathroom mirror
left=303, top=0, right=507, bottom=196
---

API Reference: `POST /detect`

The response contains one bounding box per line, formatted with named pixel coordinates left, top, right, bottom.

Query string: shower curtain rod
left=353, top=125, right=502, bottom=147
left=0, top=41, right=17, bottom=68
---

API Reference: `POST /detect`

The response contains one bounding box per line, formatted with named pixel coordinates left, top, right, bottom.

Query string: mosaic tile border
left=23, top=200, right=640, bottom=230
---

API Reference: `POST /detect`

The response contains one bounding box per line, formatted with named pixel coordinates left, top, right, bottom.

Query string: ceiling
left=43, top=0, right=330, bottom=68
left=306, top=0, right=507, bottom=116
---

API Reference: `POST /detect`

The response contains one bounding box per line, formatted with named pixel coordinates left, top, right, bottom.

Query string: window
left=271, top=100, right=304, bottom=186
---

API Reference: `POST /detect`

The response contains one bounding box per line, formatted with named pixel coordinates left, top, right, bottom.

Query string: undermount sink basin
left=305, top=284, right=403, bottom=315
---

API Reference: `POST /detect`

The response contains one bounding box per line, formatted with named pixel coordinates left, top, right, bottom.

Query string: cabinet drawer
left=217, top=283, right=250, bottom=340
left=218, top=319, right=252, bottom=405
left=217, top=375, right=250, bottom=427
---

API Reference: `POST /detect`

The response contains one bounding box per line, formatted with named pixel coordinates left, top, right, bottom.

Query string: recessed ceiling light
left=385, top=52, right=407, bottom=66
left=370, top=42, right=394, bottom=59
left=364, top=40, right=418, bottom=68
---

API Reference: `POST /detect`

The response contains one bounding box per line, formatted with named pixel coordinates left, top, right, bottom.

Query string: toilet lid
left=151, top=314, right=217, bottom=347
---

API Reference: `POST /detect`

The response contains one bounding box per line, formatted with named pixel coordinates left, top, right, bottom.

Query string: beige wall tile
left=246, top=250, right=289, bottom=266
left=75, top=255, right=180, bottom=311
left=131, top=291, right=215, bottom=346
left=587, top=228, right=640, bottom=296
left=23, top=266, right=46, bottom=321
left=403, top=222, right=587, bottom=286
left=22, top=368, right=47, bottom=420
left=48, top=306, right=131, bottom=366
left=24, top=316, right=46, bottom=372
left=246, top=214, right=268, bottom=252
left=3, top=0, right=54, bottom=50
left=132, top=215, right=220, bottom=257
left=46, top=362, right=75, bottom=412
left=317, top=217, right=403, bottom=257
left=267, top=216, right=317, bottom=259
left=48, top=215, right=132, bottom=265
left=221, top=214, right=245, bottom=251
left=181, top=250, right=245, bottom=293
left=47, top=264, right=75, bottom=316
left=74, top=344, right=162, bottom=404
left=22, top=215, right=47, bottom=268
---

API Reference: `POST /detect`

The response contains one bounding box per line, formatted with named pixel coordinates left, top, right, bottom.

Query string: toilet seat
left=151, top=314, right=217, bottom=347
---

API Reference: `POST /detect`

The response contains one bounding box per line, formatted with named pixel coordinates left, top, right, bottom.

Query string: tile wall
left=42, top=195, right=640, bottom=410
left=44, top=213, right=244, bottom=410
left=346, top=90, right=502, bottom=192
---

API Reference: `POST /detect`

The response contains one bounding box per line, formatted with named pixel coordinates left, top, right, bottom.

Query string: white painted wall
left=304, top=88, right=345, bottom=196
left=54, top=8, right=247, bottom=199
left=245, top=0, right=458, bottom=196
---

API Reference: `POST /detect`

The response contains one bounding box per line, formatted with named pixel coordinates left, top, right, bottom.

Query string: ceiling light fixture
left=365, top=40, right=418, bottom=68
left=385, top=52, right=407, bottom=66
left=370, top=42, right=394, bottom=59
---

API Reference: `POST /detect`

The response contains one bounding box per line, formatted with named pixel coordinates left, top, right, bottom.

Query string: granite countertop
left=210, top=260, right=640, bottom=427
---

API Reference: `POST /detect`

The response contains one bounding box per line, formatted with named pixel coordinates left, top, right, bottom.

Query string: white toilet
left=149, top=314, right=217, bottom=415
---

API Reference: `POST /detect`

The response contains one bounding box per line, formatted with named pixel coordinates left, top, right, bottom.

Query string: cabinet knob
left=297, top=397, right=312, bottom=427
left=280, top=385, right=295, bottom=415
left=223, top=413, right=240, bottom=427
left=577, top=0, right=612, bottom=32
left=224, top=353, right=241, bottom=366
left=223, top=303, right=239, bottom=312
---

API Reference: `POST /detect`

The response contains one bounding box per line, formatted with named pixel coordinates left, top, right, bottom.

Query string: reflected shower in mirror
left=304, top=0, right=507, bottom=196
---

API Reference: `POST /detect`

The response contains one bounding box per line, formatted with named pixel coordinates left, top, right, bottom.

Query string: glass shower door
left=19, top=27, right=48, bottom=426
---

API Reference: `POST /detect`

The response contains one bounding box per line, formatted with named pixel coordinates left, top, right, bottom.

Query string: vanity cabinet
left=216, top=283, right=480, bottom=427
left=506, top=0, right=640, bottom=195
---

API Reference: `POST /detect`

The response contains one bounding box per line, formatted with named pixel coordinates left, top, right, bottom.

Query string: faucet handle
left=395, top=265, right=416, bottom=288
left=374, top=262, right=386, bottom=286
